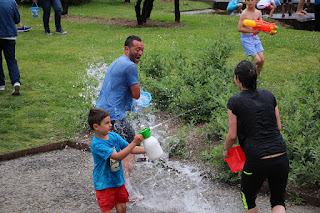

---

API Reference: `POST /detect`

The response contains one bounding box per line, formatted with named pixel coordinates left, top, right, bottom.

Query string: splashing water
left=81, top=63, right=244, bottom=212
left=126, top=113, right=244, bottom=212
left=79, top=62, right=108, bottom=106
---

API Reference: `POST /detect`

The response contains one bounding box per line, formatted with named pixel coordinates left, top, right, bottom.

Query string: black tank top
left=227, top=89, right=286, bottom=159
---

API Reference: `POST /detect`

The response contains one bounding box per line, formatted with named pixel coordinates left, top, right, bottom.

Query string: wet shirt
left=227, top=89, right=286, bottom=160
left=91, top=132, right=129, bottom=190
left=95, top=56, right=139, bottom=121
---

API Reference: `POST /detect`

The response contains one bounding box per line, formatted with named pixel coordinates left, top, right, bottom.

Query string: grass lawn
left=0, top=0, right=319, bottom=154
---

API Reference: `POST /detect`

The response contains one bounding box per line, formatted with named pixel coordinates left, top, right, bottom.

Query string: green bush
left=139, top=38, right=320, bottom=190
left=279, top=71, right=320, bottom=188
left=139, top=37, right=236, bottom=123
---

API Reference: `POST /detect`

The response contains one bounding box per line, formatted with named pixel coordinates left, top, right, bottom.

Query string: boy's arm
left=238, top=12, right=260, bottom=34
left=110, top=134, right=144, bottom=161
left=131, top=146, right=146, bottom=154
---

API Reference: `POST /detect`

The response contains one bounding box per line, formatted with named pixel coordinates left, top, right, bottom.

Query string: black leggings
left=241, top=153, right=289, bottom=210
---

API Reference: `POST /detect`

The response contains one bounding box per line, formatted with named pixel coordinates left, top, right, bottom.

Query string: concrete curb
left=0, top=141, right=90, bottom=162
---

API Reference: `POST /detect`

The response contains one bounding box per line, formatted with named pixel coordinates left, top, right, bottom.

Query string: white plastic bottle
left=139, top=128, right=164, bottom=161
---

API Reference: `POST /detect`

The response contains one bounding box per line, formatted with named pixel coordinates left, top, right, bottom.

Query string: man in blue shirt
left=95, top=35, right=144, bottom=181
left=0, top=0, right=21, bottom=95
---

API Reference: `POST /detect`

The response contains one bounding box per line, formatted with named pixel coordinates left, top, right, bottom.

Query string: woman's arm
left=275, top=105, right=281, bottom=131
left=223, top=110, right=238, bottom=159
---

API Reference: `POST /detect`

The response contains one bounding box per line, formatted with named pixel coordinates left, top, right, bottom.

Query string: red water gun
left=243, top=19, right=278, bottom=34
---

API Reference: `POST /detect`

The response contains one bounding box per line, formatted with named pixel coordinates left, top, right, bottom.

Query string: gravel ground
left=1, top=148, right=319, bottom=213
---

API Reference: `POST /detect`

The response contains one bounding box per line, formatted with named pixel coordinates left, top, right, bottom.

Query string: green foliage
left=279, top=70, right=320, bottom=188
left=201, top=143, right=241, bottom=183
left=167, top=126, right=189, bottom=158
left=139, top=34, right=320, bottom=190
left=288, top=192, right=306, bottom=206
left=139, top=36, right=236, bottom=123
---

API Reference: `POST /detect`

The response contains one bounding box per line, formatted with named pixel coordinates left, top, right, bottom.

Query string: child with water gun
left=238, top=0, right=266, bottom=75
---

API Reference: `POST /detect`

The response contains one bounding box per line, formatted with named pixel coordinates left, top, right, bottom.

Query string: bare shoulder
left=255, top=9, right=262, bottom=19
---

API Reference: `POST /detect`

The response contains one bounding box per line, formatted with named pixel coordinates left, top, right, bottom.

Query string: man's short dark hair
left=88, top=108, right=110, bottom=130
left=125, top=35, right=142, bottom=48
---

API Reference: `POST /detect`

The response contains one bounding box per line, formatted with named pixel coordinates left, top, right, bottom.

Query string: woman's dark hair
left=87, top=108, right=110, bottom=130
left=234, top=60, right=257, bottom=90
left=124, top=35, right=142, bottom=48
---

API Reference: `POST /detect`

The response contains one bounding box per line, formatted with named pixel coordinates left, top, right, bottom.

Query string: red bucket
left=224, top=145, right=245, bottom=173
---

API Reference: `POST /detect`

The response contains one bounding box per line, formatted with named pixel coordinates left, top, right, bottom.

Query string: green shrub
left=139, top=37, right=320, bottom=190
left=139, top=37, right=236, bottom=123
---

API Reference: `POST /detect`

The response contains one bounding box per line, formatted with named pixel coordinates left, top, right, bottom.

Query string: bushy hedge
left=139, top=39, right=320, bottom=189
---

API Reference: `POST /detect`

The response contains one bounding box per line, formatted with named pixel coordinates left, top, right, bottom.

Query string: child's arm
left=238, top=11, right=261, bottom=34
left=131, top=146, right=146, bottom=154
left=110, top=134, right=144, bottom=161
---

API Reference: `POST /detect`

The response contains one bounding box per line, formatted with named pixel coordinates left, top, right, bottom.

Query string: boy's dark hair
left=234, top=60, right=257, bottom=91
left=88, top=108, right=110, bottom=130
left=124, top=35, right=142, bottom=48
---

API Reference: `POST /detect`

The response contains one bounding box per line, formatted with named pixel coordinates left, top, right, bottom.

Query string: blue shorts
left=240, top=34, right=264, bottom=57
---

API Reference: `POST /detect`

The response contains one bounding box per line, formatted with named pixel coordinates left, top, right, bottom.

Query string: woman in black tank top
left=223, top=60, right=289, bottom=213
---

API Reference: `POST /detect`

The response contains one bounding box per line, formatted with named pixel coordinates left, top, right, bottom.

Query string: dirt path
left=1, top=148, right=319, bottom=213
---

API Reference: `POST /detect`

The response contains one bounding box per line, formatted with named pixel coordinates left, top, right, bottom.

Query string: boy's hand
left=253, top=30, right=260, bottom=34
left=133, top=134, right=144, bottom=146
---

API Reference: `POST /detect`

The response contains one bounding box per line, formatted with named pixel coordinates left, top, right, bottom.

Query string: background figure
left=34, top=0, right=67, bottom=35
left=0, top=0, right=21, bottom=95
left=61, top=0, right=69, bottom=15
left=315, top=0, right=320, bottom=31
left=15, top=1, right=32, bottom=32
left=281, top=0, right=292, bottom=17
left=257, top=0, right=277, bottom=18
left=224, top=61, right=289, bottom=213
left=227, top=0, right=243, bottom=14
left=296, top=0, right=310, bottom=15
left=17, top=22, right=32, bottom=32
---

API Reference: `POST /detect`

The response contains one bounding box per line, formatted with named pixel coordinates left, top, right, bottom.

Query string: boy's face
left=245, top=0, right=257, bottom=7
left=94, top=116, right=112, bottom=135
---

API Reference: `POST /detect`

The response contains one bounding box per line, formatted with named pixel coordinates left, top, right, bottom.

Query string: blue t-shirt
left=95, top=56, right=139, bottom=121
left=90, top=132, right=129, bottom=190
left=315, top=0, right=320, bottom=5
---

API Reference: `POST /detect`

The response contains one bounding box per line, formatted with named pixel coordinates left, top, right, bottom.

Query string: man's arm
left=130, top=84, right=140, bottom=99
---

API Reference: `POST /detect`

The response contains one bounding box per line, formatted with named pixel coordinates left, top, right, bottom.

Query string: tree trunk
left=174, top=0, right=180, bottom=23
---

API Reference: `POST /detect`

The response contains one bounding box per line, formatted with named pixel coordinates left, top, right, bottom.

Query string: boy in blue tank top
left=88, top=108, right=146, bottom=213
